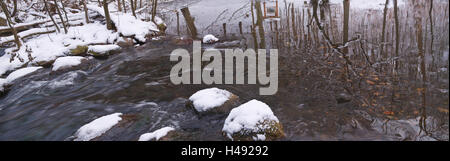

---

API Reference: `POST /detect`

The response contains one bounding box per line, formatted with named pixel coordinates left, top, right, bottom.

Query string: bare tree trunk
left=429, top=0, right=434, bottom=69
left=0, top=0, right=21, bottom=50
left=11, top=0, right=17, bottom=17
left=255, top=1, right=266, bottom=49
left=43, top=0, right=60, bottom=33
left=83, top=0, right=90, bottom=23
left=343, top=0, right=350, bottom=54
left=130, top=0, right=137, bottom=17
left=122, top=0, right=127, bottom=13
left=180, top=7, right=198, bottom=38
left=152, top=0, right=158, bottom=22
left=60, top=0, right=69, bottom=29
left=118, top=0, right=122, bottom=12
left=291, top=3, right=297, bottom=40
left=380, top=0, right=389, bottom=58
left=393, top=0, right=399, bottom=70
left=54, top=0, right=68, bottom=34
left=103, top=0, right=114, bottom=30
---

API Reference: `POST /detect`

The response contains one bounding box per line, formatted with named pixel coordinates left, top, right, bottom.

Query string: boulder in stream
left=222, top=99, right=284, bottom=141
left=52, top=56, right=88, bottom=72
left=87, top=44, right=121, bottom=57
left=187, top=88, right=240, bottom=114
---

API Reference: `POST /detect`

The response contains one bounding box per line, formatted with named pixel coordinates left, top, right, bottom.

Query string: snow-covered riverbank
left=0, top=0, right=165, bottom=94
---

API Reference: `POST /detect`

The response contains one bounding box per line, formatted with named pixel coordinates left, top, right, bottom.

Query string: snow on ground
left=222, top=99, right=279, bottom=140
left=88, top=44, right=121, bottom=55
left=0, top=22, right=117, bottom=76
left=87, top=4, right=159, bottom=42
left=202, top=34, right=219, bottom=44
left=189, top=88, right=232, bottom=112
left=74, top=113, right=123, bottom=141
left=138, top=127, right=175, bottom=141
left=52, top=56, right=87, bottom=71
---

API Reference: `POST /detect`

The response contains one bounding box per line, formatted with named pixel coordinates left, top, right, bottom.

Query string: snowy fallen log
left=0, top=28, right=56, bottom=45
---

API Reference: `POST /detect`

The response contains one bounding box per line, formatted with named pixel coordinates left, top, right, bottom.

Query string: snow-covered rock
left=52, top=56, right=87, bottom=71
left=188, top=88, right=239, bottom=113
left=74, top=113, right=123, bottom=141
left=5, top=66, right=42, bottom=84
left=138, top=127, right=176, bottom=141
left=222, top=99, right=284, bottom=141
left=202, top=34, right=219, bottom=44
left=88, top=45, right=121, bottom=56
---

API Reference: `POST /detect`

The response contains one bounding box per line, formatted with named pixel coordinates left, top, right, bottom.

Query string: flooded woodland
left=0, top=0, right=448, bottom=141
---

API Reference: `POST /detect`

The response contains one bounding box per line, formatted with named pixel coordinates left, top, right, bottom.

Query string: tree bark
left=122, top=0, right=127, bottom=13
left=180, top=7, right=198, bottom=38
left=152, top=0, right=158, bottom=22
left=343, top=0, right=350, bottom=54
left=103, top=0, right=114, bottom=30
left=83, top=0, right=90, bottom=23
left=393, top=0, right=399, bottom=69
left=130, top=0, right=137, bottom=17
left=0, top=0, right=21, bottom=50
left=60, top=0, right=70, bottom=30
left=11, top=0, right=17, bottom=17
left=43, top=0, right=60, bottom=33
left=118, top=0, right=122, bottom=12
left=380, top=0, right=389, bottom=58
left=54, top=0, right=68, bottom=33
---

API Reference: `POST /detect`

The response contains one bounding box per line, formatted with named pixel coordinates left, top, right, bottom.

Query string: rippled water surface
left=0, top=0, right=448, bottom=141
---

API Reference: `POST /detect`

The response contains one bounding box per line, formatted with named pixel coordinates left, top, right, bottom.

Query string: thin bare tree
left=54, top=0, right=68, bottom=33
left=152, top=0, right=158, bottom=22
left=83, top=0, right=89, bottom=23
left=103, top=0, right=114, bottom=30
left=43, top=0, right=61, bottom=33
left=0, top=0, right=21, bottom=50
left=130, top=0, right=137, bottom=17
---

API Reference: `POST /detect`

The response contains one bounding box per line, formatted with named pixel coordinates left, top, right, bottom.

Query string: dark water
left=0, top=0, right=448, bottom=141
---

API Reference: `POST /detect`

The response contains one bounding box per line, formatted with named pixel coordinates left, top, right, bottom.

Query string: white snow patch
left=5, top=67, right=43, bottom=84
left=189, top=88, right=232, bottom=112
left=138, top=127, right=175, bottom=141
left=74, top=113, right=123, bottom=141
left=253, top=134, right=266, bottom=141
left=0, top=22, right=118, bottom=76
left=222, top=99, right=279, bottom=140
left=87, top=5, right=158, bottom=42
left=203, top=34, right=219, bottom=44
left=88, top=44, right=121, bottom=54
left=52, top=56, right=87, bottom=71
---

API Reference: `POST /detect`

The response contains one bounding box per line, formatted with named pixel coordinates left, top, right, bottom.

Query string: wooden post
left=263, top=2, right=267, bottom=18
left=239, top=21, right=243, bottom=35
left=223, top=23, right=227, bottom=37
left=275, top=0, right=279, bottom=17
left=180, top=7, right=198, bottom=38
left=176, top=11, right=180, bottom=36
